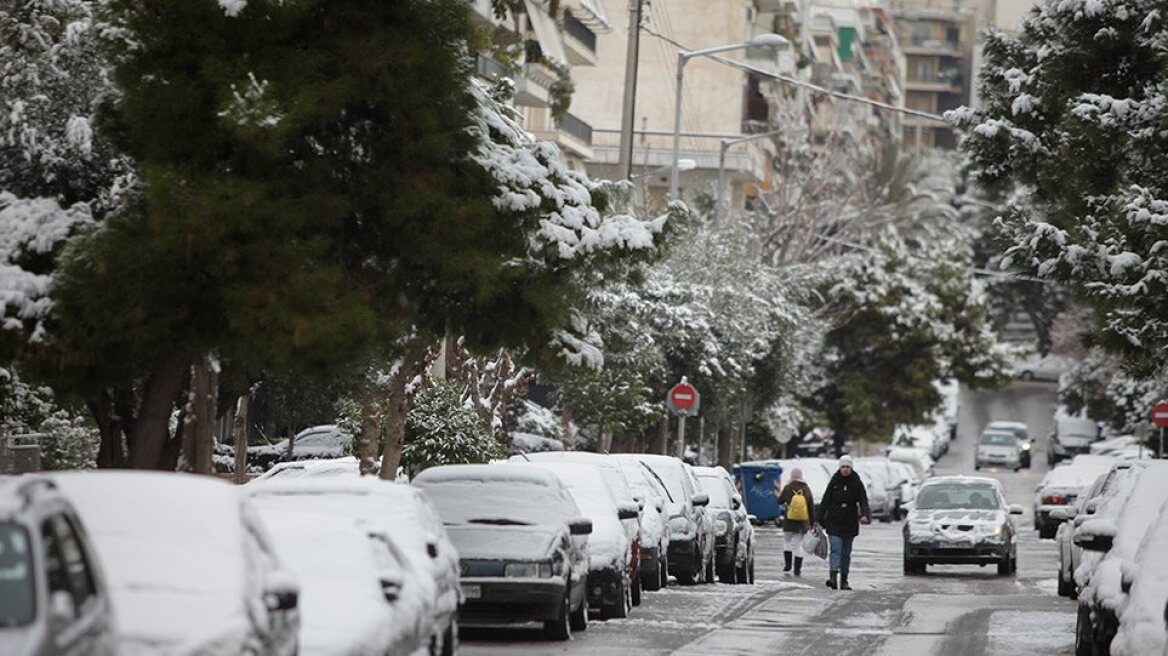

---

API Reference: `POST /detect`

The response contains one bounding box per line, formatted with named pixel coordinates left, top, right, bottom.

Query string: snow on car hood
left=907, top=509, right=1004, bottom=540
left=445, top=524, right=562, bottom=562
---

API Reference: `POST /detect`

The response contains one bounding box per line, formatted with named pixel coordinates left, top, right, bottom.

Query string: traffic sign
left=1151, top=401, right=1168, bottom=429
left=668, top=381, right=700, bottom=416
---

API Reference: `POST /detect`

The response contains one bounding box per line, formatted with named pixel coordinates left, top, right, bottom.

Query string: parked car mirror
left=731, top=494, right=742, bottom=510
left=1008, top=504, right=1024, bottom=515
left=747, top=514, right=758, bottom=523
left=379, top=572, right=404, bottom=603
left=1074, top=532, right=1114, bottom=552
left=427, top=541, right=439, bottom=558
left=655, top=500, right=664, bottom=513
left=691, top=493, right=710, bottom=508
left=569, top=517, right=593, bottom=536
left=49, top=590, right=75, bottom=628
left=263, top=570, right=300, bottom=612
left=617, top=502, right=640, bottom=521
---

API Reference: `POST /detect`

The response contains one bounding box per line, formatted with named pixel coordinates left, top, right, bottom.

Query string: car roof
left=987, top=421, right=1027, bottom=430
left=921, top=475, right=1001, bottom=489
left=413, top=463, right=565, bottom=487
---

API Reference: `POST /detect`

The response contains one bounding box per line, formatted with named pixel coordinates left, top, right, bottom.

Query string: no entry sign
left=1151, top=401, right=1168, bottom=429
left=668, top=381, right=700, bottom=416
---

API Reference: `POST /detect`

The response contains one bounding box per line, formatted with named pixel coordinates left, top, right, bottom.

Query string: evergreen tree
left=950, top=0, right=1168, bottom=375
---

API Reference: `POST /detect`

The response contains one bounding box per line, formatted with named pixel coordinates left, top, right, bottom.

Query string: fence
left=0, top=433, right=42, bottom=474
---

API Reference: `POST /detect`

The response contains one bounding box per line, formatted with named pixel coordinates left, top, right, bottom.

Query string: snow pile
left=1112, top=498, right=1168, bottom=655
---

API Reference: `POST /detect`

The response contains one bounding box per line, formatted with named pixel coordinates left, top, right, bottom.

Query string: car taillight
left=1042, top=495, right=1064, bottom=505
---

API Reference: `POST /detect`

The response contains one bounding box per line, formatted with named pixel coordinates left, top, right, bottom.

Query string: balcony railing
left=476, top=55, right=512, bottom=82
left=908, top=37, right=961, bottom=51
left=564, top=12, right=597, bottom=53
left=557, top=112, right=593, bottom=146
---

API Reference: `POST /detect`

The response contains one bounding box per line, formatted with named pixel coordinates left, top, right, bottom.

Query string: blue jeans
left=828, top=534, right=855, bottom=575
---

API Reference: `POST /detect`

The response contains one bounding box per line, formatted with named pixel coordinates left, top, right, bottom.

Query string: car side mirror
left=655, top=500, right=664, bottom=513
left=263, top=570, right=300, bottom=612
left=427, top=541, right=439, bottom=559
left=569, top=518, right=593, bottom=536
left=1008, top=504, right=1024, bottom=515
left=691, top=493, right=709, bottom=508
left=49, top=590, right=75, bottom=628
left=731, top=494, right=742, bottom=510
left=1074, top=521, right=1116, bottom=552
left=618, top=502, right=640, bottom=521
left=379, top=571, right=404, bottom=603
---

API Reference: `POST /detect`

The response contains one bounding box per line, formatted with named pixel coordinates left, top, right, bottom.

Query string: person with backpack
left=775, top=467, right=816, bottom=576
left=818, top=455, right=870, bottom=590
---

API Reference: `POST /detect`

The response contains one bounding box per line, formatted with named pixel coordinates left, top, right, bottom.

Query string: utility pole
left=617, top=0, right=644, bottom=179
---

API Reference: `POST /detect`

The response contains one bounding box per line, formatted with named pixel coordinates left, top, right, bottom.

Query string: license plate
left=462, top=584, right=481, bottom=600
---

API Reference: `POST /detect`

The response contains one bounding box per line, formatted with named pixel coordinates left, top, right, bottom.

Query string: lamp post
left=669, top=33, right=789, bottom=200
left=715, top=127, right=783, bottom=221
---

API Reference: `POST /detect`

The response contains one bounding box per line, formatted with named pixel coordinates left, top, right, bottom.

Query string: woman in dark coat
left=775, top=467, right=816, bottom=576
left=817, top=455, right=870, bottom=590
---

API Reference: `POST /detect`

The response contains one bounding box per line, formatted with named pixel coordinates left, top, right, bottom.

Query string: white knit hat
left=839, top=455, right=854, bottom=469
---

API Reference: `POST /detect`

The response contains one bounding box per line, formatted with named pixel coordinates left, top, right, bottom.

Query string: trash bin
left=731, top=460, right=783, bottom=523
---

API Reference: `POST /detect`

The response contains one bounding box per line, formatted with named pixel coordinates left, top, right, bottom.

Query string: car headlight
left=715, top=519, right=729, bottom=536
left=669, top=515, right=692, bottom=537
left=977, top=524, right=1004, bottom=541
left=504, top=562, right=553, bottom=578
left=1021, top=442, right=1031, bottom=450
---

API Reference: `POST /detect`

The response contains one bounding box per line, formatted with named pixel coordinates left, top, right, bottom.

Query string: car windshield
left=916, top=483, right=1001, bottom=510
left=980, top=433, right=1017, bottom=447
left=420, top=480, right=574, bottom=526
left=645, top=462, right=688, bottom=502
left=697, top=476, right=732, bottom=508
left=0, top=522, right=35, bottom=627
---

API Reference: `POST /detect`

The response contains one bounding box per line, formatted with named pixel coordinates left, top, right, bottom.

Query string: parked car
left=625, top=454, right=714, bottom=585
left=1109, top=495, right=1168, bottom=655
left=252, top=455, right=366, bottom=482
left=693, top=466, right=755, bottom=584
left=521, top=461, right=639, bottom=619
left=975, top=431, right=1022, bottom=471
left=1090, top=435, right=1138, bottom=456
left=509, top=452, right=644, bottom=605
left=1032, top=456, right=1117, bottom=539
left=985, top=421, right=1032, bottom=468
left=852, top=464, right=896, bottom=522
left=902, top=476, right=1022, bottom=575
left=252, top=500, right=432, bottom=655
left=247, top=478, right=460, bottom=655
left=248, top=425, right=354, bottom=470
left=893, top=424, right=946, bottom=461
left=855, top=458, right=913, bottom=521
left=1013, top=352, right=1077, bottom=382
left=1049, top=410, right=1100, bottom=465
left=0, top=477, right=117, bottom=656
left=1074, top=460, right=1168, bottom=656
left=51, top=472, right=299, bottom=655
left=614, top=457, right=671, bottom=591
left=1054, top=471, right=1110, bottom=598
left=413, top=464, right=591, bottom=640
left=886, top=447, right=934, bottom=483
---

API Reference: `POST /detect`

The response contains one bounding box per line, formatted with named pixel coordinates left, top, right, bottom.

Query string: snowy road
left=462, top=381, right=1074, bottom=655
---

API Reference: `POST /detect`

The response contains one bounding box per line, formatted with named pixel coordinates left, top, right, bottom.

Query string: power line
left=640, top=26, right=947, bottom=124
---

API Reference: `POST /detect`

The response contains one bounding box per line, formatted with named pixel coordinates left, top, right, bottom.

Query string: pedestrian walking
left=775, top=467, right=816, bottom=576
left=817, top=455, right=870, bottom=590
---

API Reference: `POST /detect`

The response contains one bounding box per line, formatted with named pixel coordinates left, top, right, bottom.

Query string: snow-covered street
left=463, top=382, right=1076, bottom=655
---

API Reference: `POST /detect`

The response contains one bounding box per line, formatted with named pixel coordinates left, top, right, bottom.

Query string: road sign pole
left=676, top=415, right=687, bottom=459
left=1160, top=426, right=1164, bottom=459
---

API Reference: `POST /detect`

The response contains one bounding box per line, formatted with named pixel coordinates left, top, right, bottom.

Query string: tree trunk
left=560, top=403, right=574, bottom=450
left=598, top=426, right=612, bottom=453
left=127, top=352, right=192, bottom=469
left=717, top=424, right=733, bottom=469
left=378, top=370, right=410, bottom=481
left=232, top=393, right=250, bottom=484
left=358, top=396, right=380, bottom=476
left=183, top=356, right=218, bottom=474
left=651, top=415, right=668, bottom=454
left=89, top=396, right=126, bottom=469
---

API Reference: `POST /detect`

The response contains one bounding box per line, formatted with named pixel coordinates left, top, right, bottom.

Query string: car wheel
left=704, top=552, right=715, bottom=585
left=643, top=562, right=662, bottom=591
left=1075, top=604, right=1093, bottom=656
left=997, top=555, right=1013, bottom=576
left=601, top=572, right=630, bottom=620
left=1039, top=524, right=1057, bottom=540
left=735, top=561, right=747, bottom=584
left=1020, top=370, right=1034, bottom=381
left=974, top=464, right=980, bottom=470
left=631, top=569, right=642, bottom=606
left=569, top=591, right=588, bottom=632
left=748, top=556, right=755, bottom=584
left=1058, top=568, right=1072, bottom=598
left=544, top=590, right=571, bottom=640
left=903, top=554, right=925, bottom=575
left=439, top=618, right=457, bottom=656
left=660, top=559, right=669, bottom=589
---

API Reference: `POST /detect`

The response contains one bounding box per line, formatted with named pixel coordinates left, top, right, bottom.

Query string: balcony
left=906, top=71, right=964, bottom=94
left=558, top=112, right=593, bottom=146
left=902, top=38, right=964, bottom=56
left=563, top=11, right=598, bottom=65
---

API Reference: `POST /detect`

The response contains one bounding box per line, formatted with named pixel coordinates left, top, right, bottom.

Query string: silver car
left=903, top=476, right=1023, bottom=575
left=0, top=477, right=117, bottom=656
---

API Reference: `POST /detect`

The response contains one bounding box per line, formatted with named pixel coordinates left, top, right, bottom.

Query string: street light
left=715, top=128, right=783, bottom=221
left=669, top=33, right=790, bottom=199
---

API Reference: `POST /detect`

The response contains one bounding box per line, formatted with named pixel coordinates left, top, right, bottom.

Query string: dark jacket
left=818, top=470, right=870, bottom=538
left=775, top=480, right=816, bottom=533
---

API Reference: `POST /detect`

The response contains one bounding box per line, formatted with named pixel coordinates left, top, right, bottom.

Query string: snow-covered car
left=892, top=424, right=946, bottom=461
left=1090, top=435, right=1139, bottom=456
left=247, top=478, right=460, bottom=655
left=248, top=425, right=354, bottom=470
left=902, top=476, right=1023, bottom=575
left=854, top=466, right=893, bottom=523
left=693, top=466, right=755, bottom=584
left=614, top=457, right=671, bottom=591
left=1110, top=496, right=1168, bottom=655
left=855, top=458, right=912, bottom=521
left=251, top=455, right=365, bottom=482
left=521, top=461, right=639, bottom=619
left=624, top=454, right=714, bottom=586
left=509, top=452, right=644, bottom=604
left=412, top=464, right=590, bottom=639
left=1049, top=411, right=1100, bottom=466
left=0, top=477, right=117, bottom=656
left=50, top=472, right=299, bottom=656
left=974, top=431, right=1022, bottom=471
left=985, top=421, right=1032, bottom=468
left=886, top=447, right=934, bottom=483
left=1032, top=456, right=1117, bottom=539
left=1012, top=352, right=1077, bottom=382
left=682, top=463, right=719, bottom=583
left=1073, top=460, right=1168, bottom=656
left=1054, top=470, right=1112, bottom=598
left=252, top=500, right=431, bottom=656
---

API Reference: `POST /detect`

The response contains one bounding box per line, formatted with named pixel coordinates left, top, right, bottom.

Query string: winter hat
left=789, top=467, right=803, bottom=481
left=839, top=455, right=854, bottom=469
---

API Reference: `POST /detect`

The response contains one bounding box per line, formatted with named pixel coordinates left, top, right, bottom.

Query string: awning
left=524, top=0, right=569, bottom=66
left=575, top=0, right=610, bottom=30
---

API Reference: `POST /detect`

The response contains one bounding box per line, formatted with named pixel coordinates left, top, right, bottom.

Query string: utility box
left=731, top=460, right=783, bottom=523
left=0, top=434, right=43, bottom=474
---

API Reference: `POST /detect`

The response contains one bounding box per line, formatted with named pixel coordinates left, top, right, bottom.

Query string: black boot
left=783, top=551, right=793, bottom=572
left=840, top=572, right=851, bottom=590
left=794, top=557, right=803, bottom=576
left=826, top=571, right=838, bottom=589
